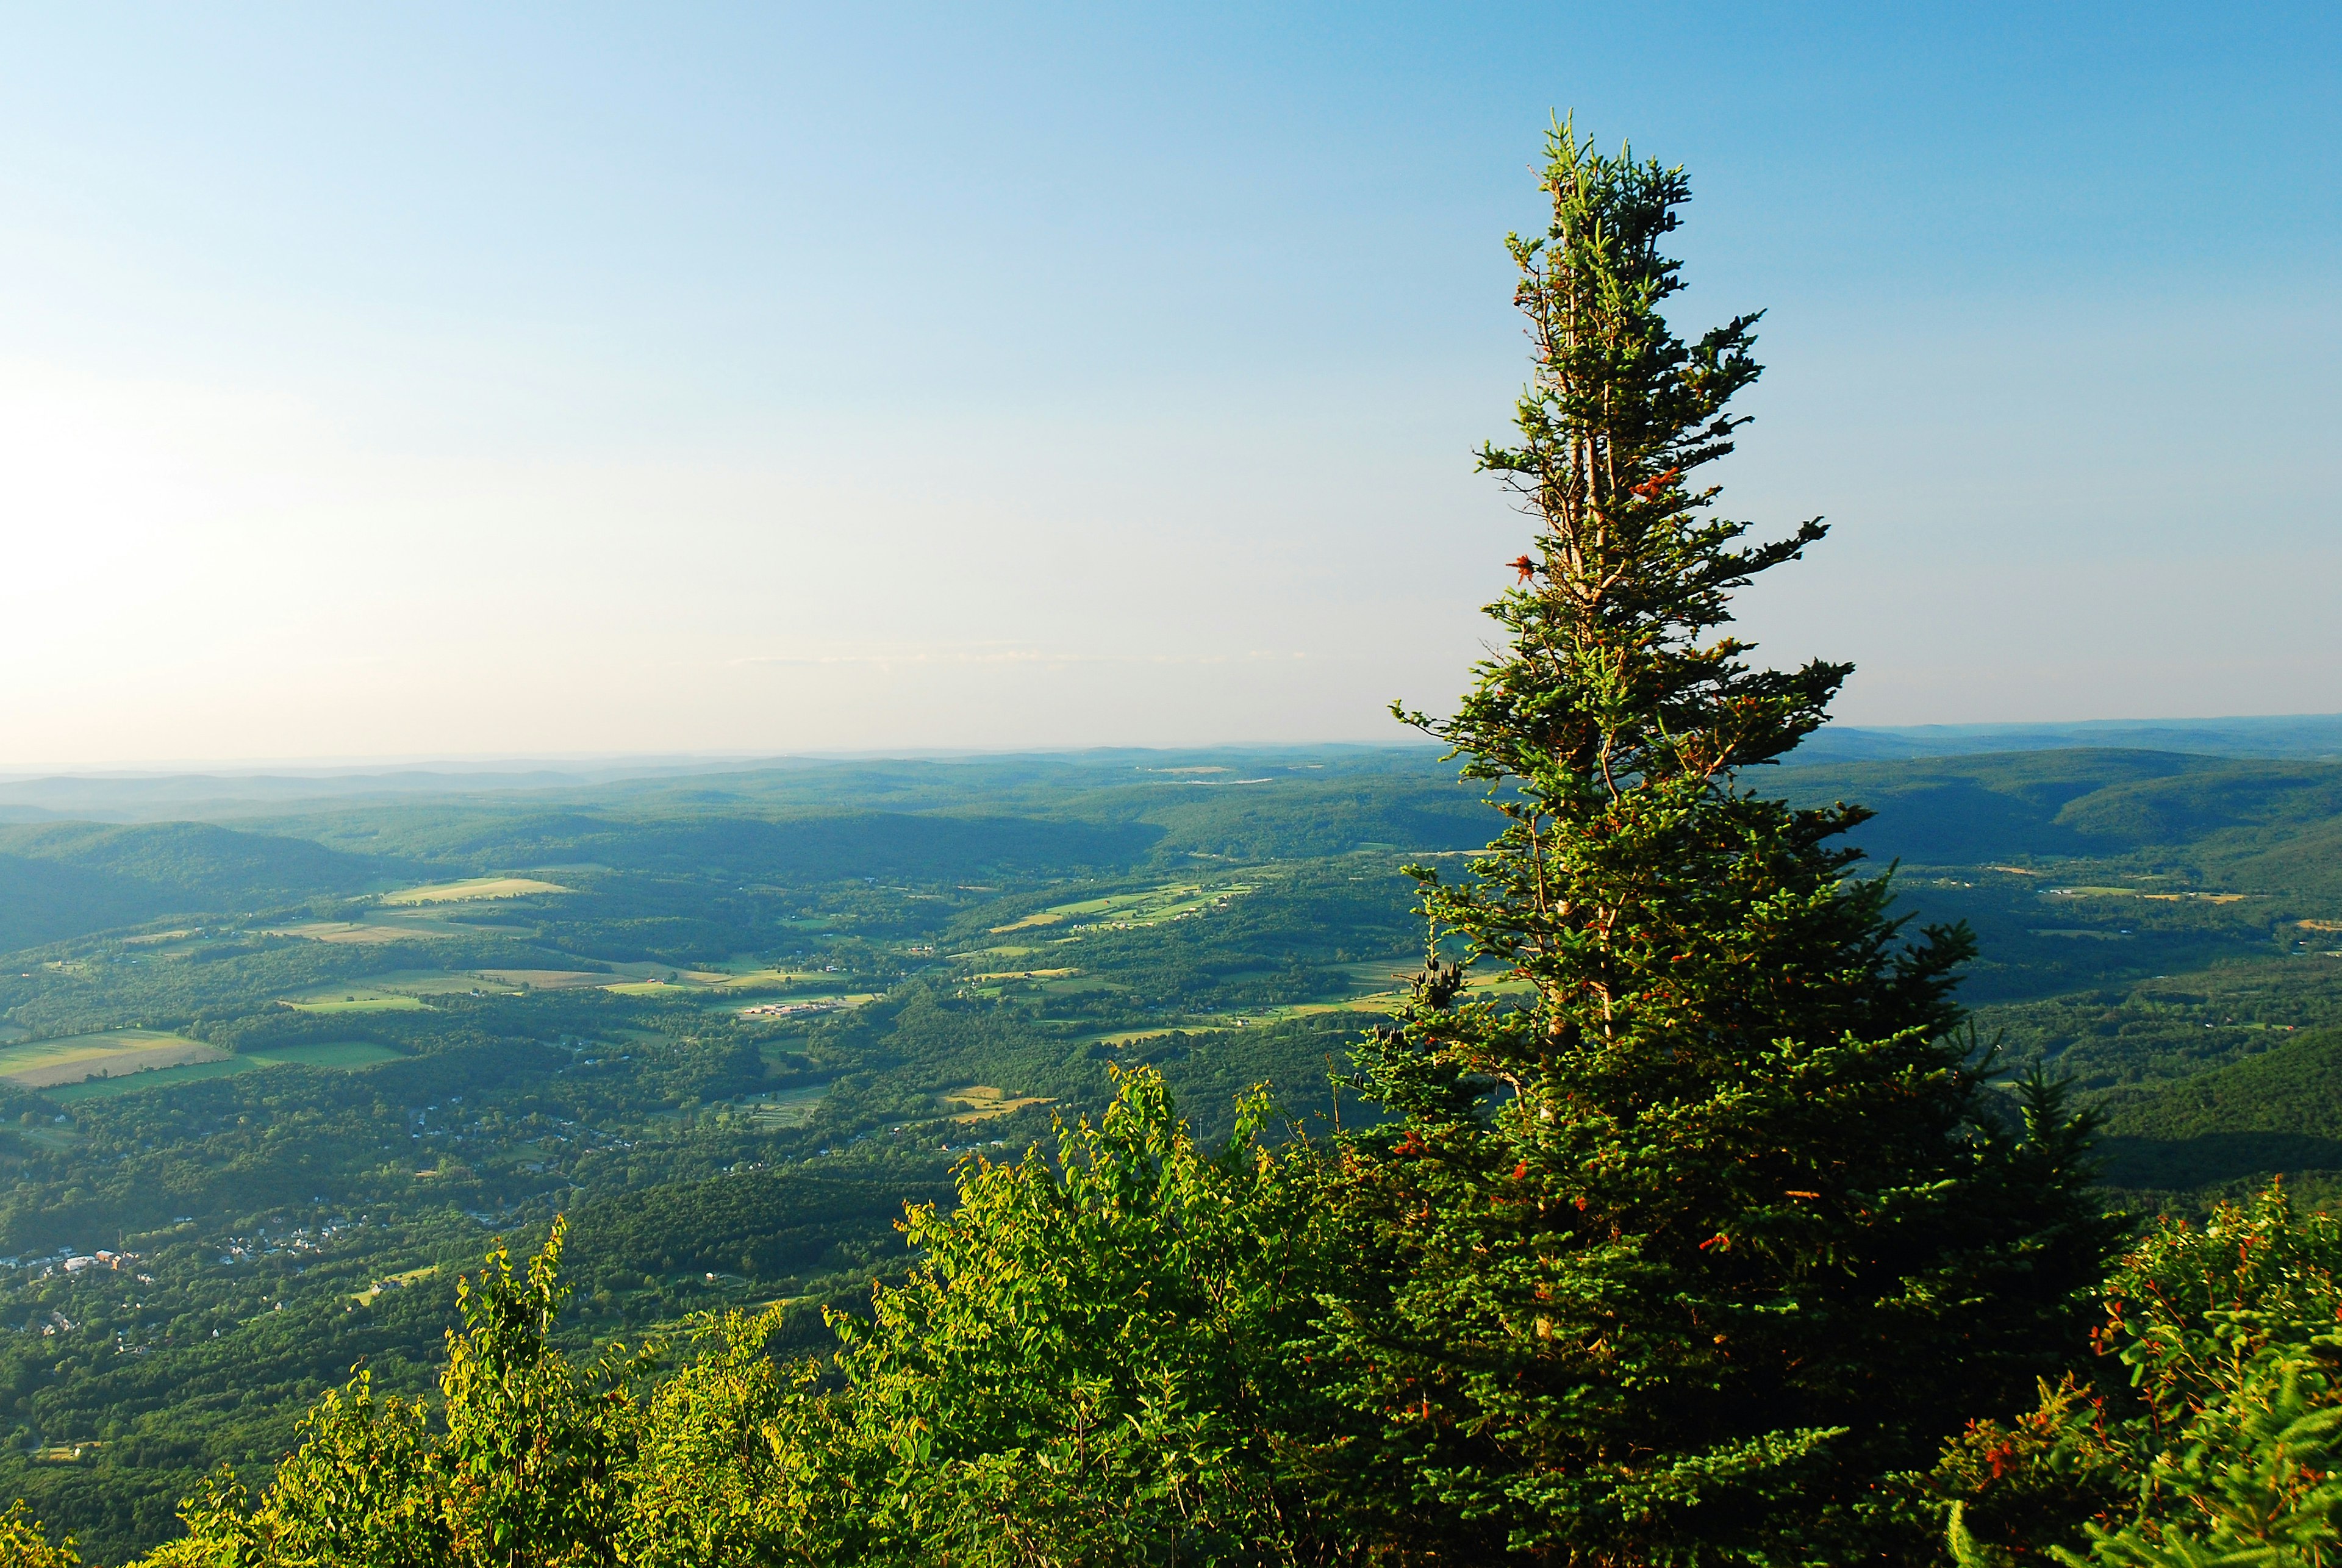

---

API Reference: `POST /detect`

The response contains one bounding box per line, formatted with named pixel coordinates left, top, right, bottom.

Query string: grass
left=46, top=1058, right=255, bottom=1100
left=281, top=993, right=428, bottom=1014
left=249, top=1040, right=403, bottom=1069
left=45, top=1040, right=402, bottom=1102
left=268, top=918, right=460, bottom=944
left=591, top=963, right=775, bottom=998
left=729, top=1084, right=831, bottom=1129
left=700, top=967, right=809, bottom=992
left=353, top=1264, right=439, bottom=1306
left=985, top=882, right=1253, bottom=936
left=474, top=968, right=614, bottom=990
left=938, top=1086, right=1054, bottom=1123
left=2038, top=885, right=2253, bottom=904
left=370, top=970, right=526, bottom=996
left=0, top=1030, right=224, bottom=1089
left=381, top=876, right=572, bottom=906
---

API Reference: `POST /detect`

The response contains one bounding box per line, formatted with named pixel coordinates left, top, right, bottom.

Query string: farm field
left=939, top=1085, right=1053, bottom=1123
left=725, top=1084, right=831, bottom=1129
left=474, top=968, right=612, bottom=990
left=380, top=876, right=571, bottom=905
left=981, top=881, right=1253, bottom=937
left=265, top=916, right=460, bottom=944
left=0, top=1030, right=224, bottom=1089
left=43, top=1039, right=401, bottom=1101
left=282, top=990, right=428, bottom=1013
left=365, top=970, right=527, bottom=996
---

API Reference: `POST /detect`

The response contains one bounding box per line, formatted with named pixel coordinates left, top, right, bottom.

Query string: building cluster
left=0, top=1248, right=143, bottom=1279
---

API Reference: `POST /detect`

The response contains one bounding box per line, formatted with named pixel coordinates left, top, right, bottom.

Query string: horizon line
left=1, top=711, right=2338, bottom=782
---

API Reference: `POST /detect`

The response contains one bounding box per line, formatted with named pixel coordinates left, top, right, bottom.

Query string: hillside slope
left=2095, top=1026, right=2342, bottom=1191
left=0, top=822, right=391, bottom=954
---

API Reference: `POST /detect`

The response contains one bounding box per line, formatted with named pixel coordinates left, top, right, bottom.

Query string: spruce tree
left=1332, top=120, right=2121, bottom=1564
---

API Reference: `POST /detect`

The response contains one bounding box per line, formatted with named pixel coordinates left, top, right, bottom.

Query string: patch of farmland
left=938, top=1085, right=1053, bottom=1123
left=699, top=967, right=808, bottom=992
left=268, top=918, right=458, bottom=944
left=46, top=1059, right=258, bottom=1100
left=281, top=992, right=428, bottom=1014
left=729, top=1084, right=830, bottom=1129
left=353, top=1264, right=439, bottom=1306
left=248, top=1040, right=403, bottom=1069
left=476, top=969, right=617, bottom=990
left=0, top=1031, right=227, bottom=1089
left=381, top=876, right=572, bottom=906
left=984, top=881, right=1253, bottom=936
left=371, top=970, right=525, bottom=996
left=45, top=1039, right=403, bottom=1101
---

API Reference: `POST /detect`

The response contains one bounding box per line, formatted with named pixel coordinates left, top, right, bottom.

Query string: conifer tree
left=1331, top=120, right=2121, bottom=1564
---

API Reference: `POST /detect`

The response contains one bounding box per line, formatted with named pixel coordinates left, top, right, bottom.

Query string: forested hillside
left=0, top=823, right=395, bottom=955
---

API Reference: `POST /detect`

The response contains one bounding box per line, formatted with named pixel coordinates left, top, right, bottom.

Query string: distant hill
left=0, top=821, right=389, bottom=954
left=1793, top=713, right=2342, bottom=765
left=2096, top=1026, right=2342, bottom=1192
left=1774, top=750, right=2342, bottom=891
left=252, top=751, right=1492, bottom=869
left=0, top=747, right=1456, bottom=825
left=282, top=807, right=1164, bottom=884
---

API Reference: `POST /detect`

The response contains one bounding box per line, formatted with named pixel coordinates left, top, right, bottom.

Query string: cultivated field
left=267, top=917, right=460, bottom=944
left=381, top=876, right=572, bottom=906
left=475, top=969, right=618, bottom=990
left=46, top=1039, right=403, bottom=1101
left=0, top=1031, right=226, bottom=1089
left=939, top=1085, right=1054, bottom=1123
left=282, top=992, right=428, bottom=1014
left=984, top=882, right=1252, bottom=936
left=728, top=1084, right=831, bottom=1129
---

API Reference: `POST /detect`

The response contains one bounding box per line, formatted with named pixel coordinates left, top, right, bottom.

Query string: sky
left=1, top=2, right=2335, bottom=767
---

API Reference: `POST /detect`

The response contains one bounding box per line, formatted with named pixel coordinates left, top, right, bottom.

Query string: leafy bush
left=107, top=1067, right=1350, bottom=1567
left=1933, top=1185, right=2342, bottom=1566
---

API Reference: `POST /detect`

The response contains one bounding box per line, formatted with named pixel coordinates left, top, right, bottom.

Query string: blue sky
left=1, top=4, right=2333, bottom=763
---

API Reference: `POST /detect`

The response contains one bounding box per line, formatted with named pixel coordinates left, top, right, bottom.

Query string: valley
left=0, top=739, right=2337, bottom=1557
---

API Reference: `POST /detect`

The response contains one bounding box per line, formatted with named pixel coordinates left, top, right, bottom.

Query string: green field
left=380, top=876, right=572, bottom=906
left=0, top=1029, right=224, bottom=1089
left=982, top=881, right=1253, bottom=937
left=281, top=992, right=429, bottom=1013
left=727, top=1084, right=832, bottom=1129
left=43, top=1039, right=403, bottom=1101
left=368, top=970, right=526, bottom=997
left=43, top=1058, right=259, bottom=1100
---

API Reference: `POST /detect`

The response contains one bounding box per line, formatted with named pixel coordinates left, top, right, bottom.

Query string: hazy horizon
left=3, top=711, right=2338, bottom=781
left=5, top=4, right=2335, bottom=766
